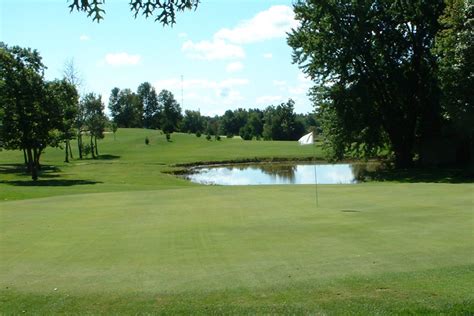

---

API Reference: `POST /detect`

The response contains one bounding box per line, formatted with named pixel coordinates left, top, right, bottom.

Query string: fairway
left=1, top=130, right=473, bottom=314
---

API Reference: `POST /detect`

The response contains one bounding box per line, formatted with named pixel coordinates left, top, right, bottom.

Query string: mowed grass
left=0, top=129, right=319, bottom=201
left=0, top=129, right=473, bottom=314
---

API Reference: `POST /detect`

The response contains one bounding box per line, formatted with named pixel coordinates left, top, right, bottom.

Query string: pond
left=184, top=162, right=378, bottom=185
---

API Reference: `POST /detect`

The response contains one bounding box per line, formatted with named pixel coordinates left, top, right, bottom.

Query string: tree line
left=108, top=85, right=318, bottom=141
left=0, top=43, right=107, bottom=180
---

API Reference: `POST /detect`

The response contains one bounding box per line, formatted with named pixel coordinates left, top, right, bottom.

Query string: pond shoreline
left=166, top=157, right=381, bottom=176
left=181, top=162, right=381, bottom=185
left=172, top=156, right=380, bottom=168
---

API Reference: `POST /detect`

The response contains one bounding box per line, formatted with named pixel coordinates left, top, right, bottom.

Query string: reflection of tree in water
left=247, top=164, right=297, bottom=182
left=350, top=163, right=381, bottom=182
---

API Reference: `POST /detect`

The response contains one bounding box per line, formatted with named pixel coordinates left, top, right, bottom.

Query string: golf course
left=0, top=129, right=472, bottom=314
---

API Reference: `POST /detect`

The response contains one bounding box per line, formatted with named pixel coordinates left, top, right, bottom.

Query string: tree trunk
left=65, top=140, right=69, bottom=163
left=391, top=136, right=415, bottom=168
left=90, top=135, right=96, bottom=159
left=33, top=147, right=42, bottom=171
left=23, top=149, right=28, bottom=165
left=68, top=140, right=74, bottom=159
left=78, top=132, right=83, bottom=159
left=26, top=148, right=38, bottom=181
left=94, top=136, right=98, bottom=156
left=386, top=116, right=416, bottom=169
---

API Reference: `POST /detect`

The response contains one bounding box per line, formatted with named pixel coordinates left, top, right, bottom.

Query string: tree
left=182, top=109, right=205, bottom=134
left=63, top=58, right=83, bottom=160
left=435, top=0, right=473, bottom=163
left=82, top=93, right=106, bottom=158
left=288, top=0, right=445, bottom=167
left=239, top=110, right=263, bottom=140
left=68, top=0, right=200, bottom=25
left=109, top=88, right=143, bottom=128
left=111, top=121, right=118, bottom=140
left=46, top=79, right=79, bottom=163
left=158, top=90, right=182, bottom=139
left=220, top=110, right=237, bottom=137
left=219, top=108, right=248, bottom=137
left=0, top=42, right=53, bottom=180
left=262, top=99, right=305, bottom=141
left=138, top=82, right=160, bottom=129
left=75, top=96, right=87, bottom=159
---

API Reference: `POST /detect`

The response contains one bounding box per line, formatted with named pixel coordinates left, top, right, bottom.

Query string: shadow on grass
left=357, top=167, right=474, bottom=183
left=97, top=154, right=121, bottom=160
left=0, top=163, right=101, bottom=187
left=0, top=164, right=61, bottom=175
left=0, top=179, right=102, bottom=187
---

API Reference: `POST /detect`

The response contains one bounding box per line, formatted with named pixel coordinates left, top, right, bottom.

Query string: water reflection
left=185, top=162, right=377, bottom=185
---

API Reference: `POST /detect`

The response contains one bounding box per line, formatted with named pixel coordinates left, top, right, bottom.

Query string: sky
left=0, top=0, right=314, bottom=116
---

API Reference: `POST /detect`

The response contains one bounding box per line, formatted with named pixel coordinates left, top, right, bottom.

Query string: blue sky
left=1, top=0, right=313, bottom=116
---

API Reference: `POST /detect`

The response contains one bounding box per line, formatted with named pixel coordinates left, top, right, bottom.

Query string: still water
left=185, top=162, right=376, bottom=185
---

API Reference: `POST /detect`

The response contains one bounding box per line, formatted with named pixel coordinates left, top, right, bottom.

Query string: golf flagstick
left=312, top=139, right=319, bottom=207
left=298, top=131, right=319, bottom=208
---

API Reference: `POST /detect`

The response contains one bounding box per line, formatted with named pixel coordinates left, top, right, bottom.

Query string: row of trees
left=288, top=0, right=473, bottom=167
left=108, top=86, right=318, bottom=141
left=0, top=43, right=107, bottom=180
left=109, top=84, right=183, bottom=138
left=171, top=100, right=315, bottom=141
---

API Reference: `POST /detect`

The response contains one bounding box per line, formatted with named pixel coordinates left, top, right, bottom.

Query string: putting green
left=1, top=183, right=473, bottom=313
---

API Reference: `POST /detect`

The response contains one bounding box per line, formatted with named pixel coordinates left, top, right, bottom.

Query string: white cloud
left=273, top=80, right=287, bottom=87
left=255, top=95, right=285, bottom=105
left=263, top=53, right=273, bottom=59
left=182, top=39, right=245, bottom=60
left=79, top=34, right=90, bottom=41
left=226, top=62, right=244, bottom=73
left=181, top=5, right=296, bottom=61
left=104, top=52, right=141, bottom=66
left=214, top=5, right=298, bottom=44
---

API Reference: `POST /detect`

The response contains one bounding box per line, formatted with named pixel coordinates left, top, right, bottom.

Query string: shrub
left=196, top=131, right=202, bottom=138
left=206, top=134, right=212, bottom=141
left=82, top=144, right=92, bottom=157
left=145, top=137, right=150, bottom=145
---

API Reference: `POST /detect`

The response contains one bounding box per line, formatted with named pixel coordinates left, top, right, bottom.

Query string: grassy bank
left=0, top=129, right=320, bottom=201
left=1, top=129, right=472, bottom=314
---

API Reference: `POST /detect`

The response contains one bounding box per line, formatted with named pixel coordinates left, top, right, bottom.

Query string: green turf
left=0, top=129, right=320, bottom=201
left=1, top=129, right=473, bottom=314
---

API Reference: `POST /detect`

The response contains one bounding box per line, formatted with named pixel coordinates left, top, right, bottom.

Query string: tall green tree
left=158, top=90, right=182, bottom=139
left=262, top=99, right=305, bottom=141
left=182, top=110, right=205, bottom=133
left=0, top=43, right=53, bottom=180
left=46, top=79, right=79, bottom=163
left=138, top=82, right=160, bottom=129
left=82, top=93, right=106, bottom=159
left=435, top=0, right=473, bottom=163
left=240, top=109, right=263, bottom=140
left=109, top=88, right=143, bottom=128
left=288, top=0, right=445, bottom=167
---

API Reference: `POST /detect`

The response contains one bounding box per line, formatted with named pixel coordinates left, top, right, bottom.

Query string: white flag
left=298, top=131, right=313, bottom=145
